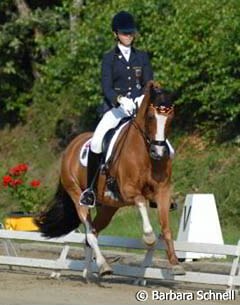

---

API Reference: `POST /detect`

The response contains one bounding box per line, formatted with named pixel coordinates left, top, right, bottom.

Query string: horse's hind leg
left=84, top=215, right=113, bottom=277
left=82, top=243, right=94, bottom=281
left=92, top=205, right=119, bottom=234
left=63, top=184, right=112, bottom=277
left=91, top=205, right=119, bottom=268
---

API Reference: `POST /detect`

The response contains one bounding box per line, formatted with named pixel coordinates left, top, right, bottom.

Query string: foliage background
left=0, top=0, right=239, bottom=242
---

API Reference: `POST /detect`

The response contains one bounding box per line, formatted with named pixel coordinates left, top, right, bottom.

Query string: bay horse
left=36, top=80, right=185, bottom=277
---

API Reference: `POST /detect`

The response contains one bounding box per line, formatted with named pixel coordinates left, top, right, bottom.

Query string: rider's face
left=117, top=32, right=135, bottom=46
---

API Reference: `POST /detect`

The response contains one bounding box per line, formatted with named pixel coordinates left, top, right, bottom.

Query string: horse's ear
left=147, top=81, right=174, bottom=107
left=144, top=80, right=155, bottom=95
left=149, top=81, right=162, bottom=102
left=144, top=80, right=162, bottom=96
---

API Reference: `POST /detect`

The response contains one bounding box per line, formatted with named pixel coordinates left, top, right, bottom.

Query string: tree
left=1, top=0, right=239, bottom=140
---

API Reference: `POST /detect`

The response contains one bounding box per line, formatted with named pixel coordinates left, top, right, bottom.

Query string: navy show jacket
left=100, top=46, right=153, bottom=113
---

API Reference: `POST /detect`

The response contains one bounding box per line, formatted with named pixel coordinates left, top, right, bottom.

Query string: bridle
left=132, top=103, right=174, bottom=157
left=151, top=104, right=174, bottom=115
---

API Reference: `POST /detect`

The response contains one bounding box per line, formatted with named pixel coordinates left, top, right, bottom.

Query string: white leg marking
left=84, top=222, right=106, bottom=268
left=137, top=202, right=153, bottom=234
left=83, top=245, right=93, bottom=280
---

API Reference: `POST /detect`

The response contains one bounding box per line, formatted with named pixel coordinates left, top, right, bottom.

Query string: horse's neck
left=134, top=94, right=150, bottom=129
left=112, top=94, right=155, bottom=168
left=121, top=106, right=150, bottom=163
left=124, top=94, right=150, bottom=154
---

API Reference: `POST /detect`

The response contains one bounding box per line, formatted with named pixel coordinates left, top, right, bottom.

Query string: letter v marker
left=183, top=205, right=192, bottom=231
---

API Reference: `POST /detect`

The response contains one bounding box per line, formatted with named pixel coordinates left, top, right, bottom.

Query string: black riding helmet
left=112, top=11, right=137, bottom=34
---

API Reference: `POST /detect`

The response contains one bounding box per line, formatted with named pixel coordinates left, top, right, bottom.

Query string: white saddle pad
left=79, top=121, right=129, bottom=167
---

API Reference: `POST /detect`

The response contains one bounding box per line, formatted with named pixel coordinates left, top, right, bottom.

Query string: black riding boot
left=80, top=150, right=102, bottom=207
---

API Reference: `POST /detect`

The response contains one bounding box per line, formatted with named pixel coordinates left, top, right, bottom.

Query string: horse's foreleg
left=158, top=207, right=178, bottom=264
left=158, top=196, right=185, bottom=275
left=135, top=195, right=157, bottom=247
left=156, top=188, right=178, bottom=264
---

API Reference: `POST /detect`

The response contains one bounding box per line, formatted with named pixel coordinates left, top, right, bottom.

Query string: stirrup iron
left=79, top=188, right=96, bottom=208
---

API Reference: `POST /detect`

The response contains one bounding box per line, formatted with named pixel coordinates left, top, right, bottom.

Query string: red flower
left=18, top=163, right=28, bottom=172
left=9, top=166, right=20, bottom=176
left=10, top=179, right=23, bottom=187
left=30, top=179, right=41, bottom=188
left=3, top=175, right=13, bottom=187
left=9, top=163, right=28, bottom=176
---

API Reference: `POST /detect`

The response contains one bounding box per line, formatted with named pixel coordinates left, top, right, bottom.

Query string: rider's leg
left=80, top=150, right=103, bottom=207
left=80, top=107, right=126, bottom=206
left=90, top=107, right=126, bottom=153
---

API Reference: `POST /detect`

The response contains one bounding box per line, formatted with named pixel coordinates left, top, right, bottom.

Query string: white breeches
left=90, top=106, right=129, bottom=153
left=91, top=95, right=144, bottom=154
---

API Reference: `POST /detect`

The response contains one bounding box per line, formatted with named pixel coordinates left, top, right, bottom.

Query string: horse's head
left=144, top=82, right=174, bottom=160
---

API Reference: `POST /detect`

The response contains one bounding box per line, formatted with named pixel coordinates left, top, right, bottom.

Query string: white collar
left=118, top=43, right=131, bottom=61
left=118, top=43, right=131, bottom=54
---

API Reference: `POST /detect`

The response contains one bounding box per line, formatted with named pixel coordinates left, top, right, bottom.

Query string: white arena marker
left=176, top=194, right=226, bottom=261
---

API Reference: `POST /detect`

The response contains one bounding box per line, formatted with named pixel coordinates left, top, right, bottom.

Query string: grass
left=0, top=124, right=239, bottom=246
left=92, top=204, right=239, bottom=246
left=98, top=207, right=180, bottom=239
left=0, top=124, right=59, bottom=220
left=222, top=225, right=240, bottom=245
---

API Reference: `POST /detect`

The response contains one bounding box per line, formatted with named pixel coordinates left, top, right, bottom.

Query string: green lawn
left=0, top=127, right=239, bottom=246
left=92, top=205, right=239, bottom=246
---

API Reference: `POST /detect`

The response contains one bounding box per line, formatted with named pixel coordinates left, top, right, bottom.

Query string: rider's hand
left=117, top=96, right=135, bottom=115
left=134, top=95, right=145, bottom=108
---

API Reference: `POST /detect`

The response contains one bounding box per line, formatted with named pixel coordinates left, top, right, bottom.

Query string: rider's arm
left=101, top=53, right=119, bottom=107
left=142, top=52, right=154, bottom=85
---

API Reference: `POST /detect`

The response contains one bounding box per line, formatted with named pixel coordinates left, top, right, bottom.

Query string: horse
left=36, top=80, right=185, bottom=277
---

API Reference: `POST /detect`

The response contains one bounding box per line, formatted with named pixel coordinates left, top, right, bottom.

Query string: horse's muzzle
left=150, top=142, right=169, bottom=160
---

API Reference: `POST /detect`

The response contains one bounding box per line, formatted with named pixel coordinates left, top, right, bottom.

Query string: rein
left=132, top=120, right=151, bottom=145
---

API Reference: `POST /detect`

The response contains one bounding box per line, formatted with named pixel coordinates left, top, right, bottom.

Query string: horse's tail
left=35, top=182, right=80, bottom=238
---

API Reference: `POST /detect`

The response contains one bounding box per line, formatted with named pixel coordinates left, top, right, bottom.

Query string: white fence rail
left=0, top=229, right=239, bottom=290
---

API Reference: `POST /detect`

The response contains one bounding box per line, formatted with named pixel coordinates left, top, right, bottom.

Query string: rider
left=80, top=11, right=176, bottom=209
left=80, top=11, right=153, bottom=207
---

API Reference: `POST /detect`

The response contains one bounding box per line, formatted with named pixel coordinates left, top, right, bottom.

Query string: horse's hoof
left=82, top=268, right=94, bottom=281
left=134, top=278, right=147, bottom=286
left=142, top=231, right=157, bottom=247
left=99, top=262, right=113, bottom=277
left=172, top=264, right=186, bottom=276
